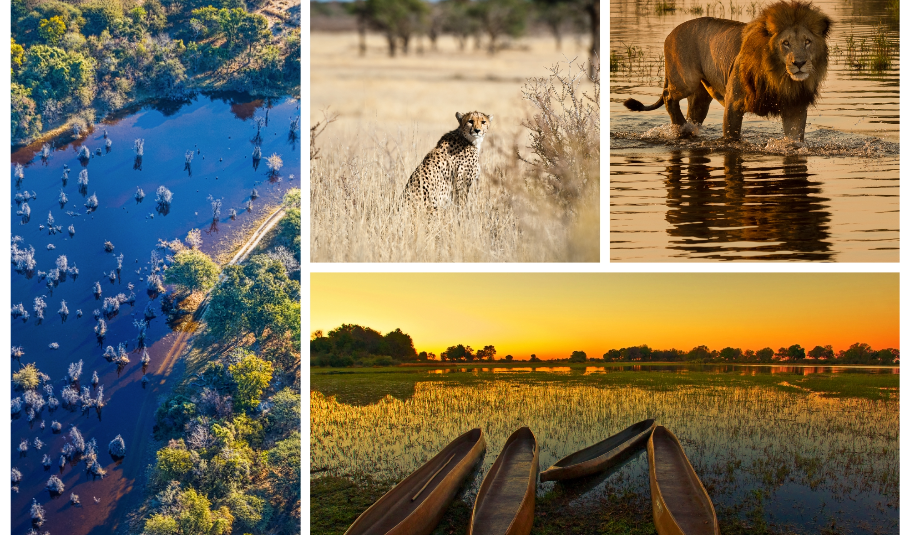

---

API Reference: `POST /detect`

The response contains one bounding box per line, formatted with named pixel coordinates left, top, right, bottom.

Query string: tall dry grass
left=310, top=60, right=598, bottom=262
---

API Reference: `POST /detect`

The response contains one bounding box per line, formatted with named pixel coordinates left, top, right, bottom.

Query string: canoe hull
left=540, top=418, right=656, bottom=482
left=345, top=428, right=486, bottom=535
left=647, top=426, right=719, bottom=535
left=469, top=426, right=539, bottom=535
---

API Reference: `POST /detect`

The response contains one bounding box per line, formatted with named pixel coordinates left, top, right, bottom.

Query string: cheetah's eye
left=482, top=121, right=486, bottom=124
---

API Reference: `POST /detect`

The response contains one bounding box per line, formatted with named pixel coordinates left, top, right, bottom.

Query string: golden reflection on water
left=311, top=381, right=898, bottom=511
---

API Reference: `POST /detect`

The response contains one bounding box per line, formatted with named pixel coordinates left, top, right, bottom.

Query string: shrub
left=164, top=249, right=220, bottom=293
left=109, top=434, right=126, bottom=457
left=13, top=363, right=41, bottom=390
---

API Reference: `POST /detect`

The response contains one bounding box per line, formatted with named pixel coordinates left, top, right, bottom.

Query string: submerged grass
left=311, top=364, right=899, bottom=405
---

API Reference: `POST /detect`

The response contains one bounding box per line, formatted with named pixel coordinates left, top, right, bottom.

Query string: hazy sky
left=310, top=273, right=899, bottom=359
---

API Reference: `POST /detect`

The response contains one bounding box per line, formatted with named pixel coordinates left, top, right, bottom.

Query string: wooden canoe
left=344, top=428, right=486, bottom=535
left=540, top=418, right=656, bottom=482
left=647, top=426, right=720, bottom=535
left=469, top=427, right=539, bottom=535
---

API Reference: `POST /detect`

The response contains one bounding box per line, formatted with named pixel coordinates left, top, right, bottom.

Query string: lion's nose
left=792, top=60, right=806, bottom=69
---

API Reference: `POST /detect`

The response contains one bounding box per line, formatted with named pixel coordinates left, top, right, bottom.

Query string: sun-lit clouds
left=310, top=273, right=898, bottom=360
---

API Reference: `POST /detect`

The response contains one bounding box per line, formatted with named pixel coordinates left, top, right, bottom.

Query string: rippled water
left=311, top=372, right=898, bottom=534
left=609, top=0, right=899, bottom=261
left=10, top=93, right=300, bottom=535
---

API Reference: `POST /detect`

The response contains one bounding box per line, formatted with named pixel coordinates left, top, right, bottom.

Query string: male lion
left=624, top=0, right=831, bottom=143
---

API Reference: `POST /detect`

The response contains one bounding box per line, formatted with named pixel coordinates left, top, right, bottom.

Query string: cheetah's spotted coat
left=404, top=111, right=493, bottom=209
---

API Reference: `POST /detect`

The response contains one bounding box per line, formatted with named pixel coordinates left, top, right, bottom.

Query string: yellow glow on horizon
left=310, top=273, right=899, bottom=360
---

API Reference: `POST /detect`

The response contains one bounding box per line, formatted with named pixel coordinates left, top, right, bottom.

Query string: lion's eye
left=783, top=40, right=790, bottom=47
left=805, top=39, right=811, bottom=46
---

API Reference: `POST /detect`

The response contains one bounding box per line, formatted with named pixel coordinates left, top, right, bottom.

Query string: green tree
left=81, top=0, right=123, bottom=36
left=266, top=432, right=301, bottom=504
left=229, top=351, right=274, bottom=412
left=568, top=350, right=587, bottom=362
left=787, top=344, right=806, bottom=361
left=239, top=11, right=269, bottom=54
left=808, top=345, right=834, bottom=360
left=276, top=207, right=301, bottom=258
left=165, top=249, right=220, bottom=293
left=686, top=345, right=711, bottom=362
left=19, top=45, right=94, bottom=104
left=504, top=354, right=513, bottom=361
left=529, top=353, right=540, bottom=362
left=224, top=492, right=266, bottom=532
left=206, top=256, right=299, bottom=344
left=364, top=0, right=428, bottom=56
left=383, top=328, right=417, bottom=361
left=476, top=344, right=497, bottom=361
left=472, top=0, right=528, bottom=53
left=144, top=514, right=180, bottom=535
left=39, top=16, right=67, bottom=46
left=441, top=344, right=474, bottom=362
left=268, top=387, right=300, bottom=433
left=155, top=442, right=193, bottom=481
left=176, top=488, right=233, bottom=535
left=11, top=38, right=25, bottom=71
left=842, top=342, right=874, bottom=364
left=756, top=347, right=774, bottom=363
left=11, top=83, right=42, bottom=141
left=719, top=347, right=743, bottom=362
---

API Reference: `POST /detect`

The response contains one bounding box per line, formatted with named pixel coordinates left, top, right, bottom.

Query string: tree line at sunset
left=311, top=324, right=899, bottom=367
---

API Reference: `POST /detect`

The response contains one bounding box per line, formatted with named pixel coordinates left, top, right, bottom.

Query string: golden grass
left=310, top=32, right=600, bottom=262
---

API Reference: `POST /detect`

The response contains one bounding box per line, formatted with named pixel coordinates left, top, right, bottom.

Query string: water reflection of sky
left=312, top=377, right=898, bottom=534
left=10, top=92, right=300, bottom=535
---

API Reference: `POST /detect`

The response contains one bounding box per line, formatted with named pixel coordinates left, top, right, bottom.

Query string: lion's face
left=774, top=25, right=822, bottom=82
left=456, top=111, right=493, bottom=145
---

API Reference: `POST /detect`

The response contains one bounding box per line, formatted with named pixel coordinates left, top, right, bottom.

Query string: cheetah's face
left=455, top=111, right=493, bottom=146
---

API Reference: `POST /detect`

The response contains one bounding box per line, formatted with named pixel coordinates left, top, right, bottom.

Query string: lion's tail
left=624, top=84, right=668, bottom=112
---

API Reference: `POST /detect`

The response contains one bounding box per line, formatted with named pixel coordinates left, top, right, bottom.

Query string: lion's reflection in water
left=662, top=149, right=833, bottom=261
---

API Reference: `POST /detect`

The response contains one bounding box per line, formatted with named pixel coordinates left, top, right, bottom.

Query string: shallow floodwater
left=10, top=93, right=300, bottom=535
left=609, top=0, right=899, bottom=261
left=311, top=369, right=898, bottom=534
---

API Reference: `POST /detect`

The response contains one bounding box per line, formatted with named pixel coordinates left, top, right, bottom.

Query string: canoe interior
left=554, top=419, right=655, bottom=468
left=349, top=429, right=482, bottom=535
left=472, top=429, right=537, bottom=534
left=652, top=427, right=717, bottom=535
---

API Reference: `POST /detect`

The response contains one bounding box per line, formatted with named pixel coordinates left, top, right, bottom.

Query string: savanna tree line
left=12, top=0, right=301, bottom=143
left=316, top=0, right=598, bottom=63
left=595, top=343, right=899, bottom=365
left=311, top=325, right=899, bottom=367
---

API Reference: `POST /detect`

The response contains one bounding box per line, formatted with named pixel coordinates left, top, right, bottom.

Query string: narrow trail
left=112, top=206, right=287, bottom=534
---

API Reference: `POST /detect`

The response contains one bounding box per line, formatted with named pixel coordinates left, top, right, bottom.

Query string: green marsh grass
left=311, top=366, right=898, bottom=533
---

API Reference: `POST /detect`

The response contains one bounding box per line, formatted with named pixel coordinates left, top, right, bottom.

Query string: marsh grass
left=311, top=373, right=897, bottom=533
left=310, top=124, right=598, bottom=262
left=836, top=25, right=896, bottom=72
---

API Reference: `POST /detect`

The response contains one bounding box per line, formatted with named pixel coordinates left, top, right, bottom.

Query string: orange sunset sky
left=310, top=273, right=899, bottom=360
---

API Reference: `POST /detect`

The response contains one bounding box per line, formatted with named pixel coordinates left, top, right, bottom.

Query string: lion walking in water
left=624, top=0, right=831, bottom=143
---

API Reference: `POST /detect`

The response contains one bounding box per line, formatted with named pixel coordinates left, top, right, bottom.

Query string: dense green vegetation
left=142, top=189, right=301, bottom=534
left=164, top=248, right=221, bottom=294
left=11, top=0, right=300, bottom=143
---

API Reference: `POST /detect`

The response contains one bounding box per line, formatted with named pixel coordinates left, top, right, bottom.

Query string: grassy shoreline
left=311, top=364, right=899, bottom=405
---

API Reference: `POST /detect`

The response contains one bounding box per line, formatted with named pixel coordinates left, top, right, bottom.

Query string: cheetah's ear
left=455, top=112, right=464, bottom=122
left=486, top=114, right=494, bottom=121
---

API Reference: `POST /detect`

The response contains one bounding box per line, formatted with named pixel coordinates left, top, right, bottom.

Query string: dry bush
left=309, top=59, right=599, bottom=263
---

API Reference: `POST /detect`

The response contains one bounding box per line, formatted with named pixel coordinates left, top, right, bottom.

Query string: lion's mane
left=738, top=1, right=831, bottom=117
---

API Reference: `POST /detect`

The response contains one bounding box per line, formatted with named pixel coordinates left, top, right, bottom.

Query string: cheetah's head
left=456, top=111, right=493, bottom=146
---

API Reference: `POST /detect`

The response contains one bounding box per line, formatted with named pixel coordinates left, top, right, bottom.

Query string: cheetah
left=403, top=111, right=493, bottom=210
